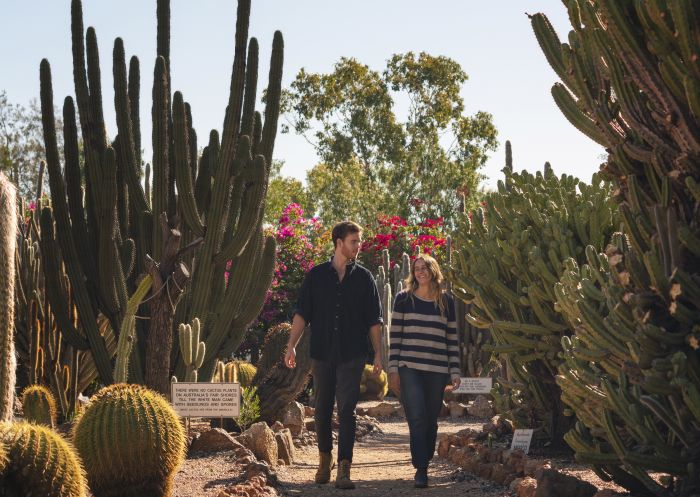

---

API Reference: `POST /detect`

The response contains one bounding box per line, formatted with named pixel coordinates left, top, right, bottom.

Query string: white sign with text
left=510, top=429, right=534, bottom=454
left=171, top=382, right=240, bottom=418
left=452, top=377, right=493, bottom=394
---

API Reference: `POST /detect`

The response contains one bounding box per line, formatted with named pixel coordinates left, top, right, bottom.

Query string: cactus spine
left=21, top=385, right=58, bottom=427
left=179, top=317, right=205, bottom=382
left=0, top=172, right=16, bottom=422
left=72, top=383, right=186, bottom=497
left=0, top=421, right=88, bottom=497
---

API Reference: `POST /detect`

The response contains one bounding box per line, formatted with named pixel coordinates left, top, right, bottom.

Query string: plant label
left=511, top=429, right=534, bottom=454
left=171, top=382, right=240, bottom=418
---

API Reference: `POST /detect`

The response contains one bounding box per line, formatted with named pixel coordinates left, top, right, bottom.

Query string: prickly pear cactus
left=72, top=384, right=186, bottom=497
left=21, top=385, right=58, bottom=427
left=0, top=421, right=87, bottom=497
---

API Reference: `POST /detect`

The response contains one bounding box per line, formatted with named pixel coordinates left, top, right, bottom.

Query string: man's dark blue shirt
left=294, top=258, right=383, bottom=362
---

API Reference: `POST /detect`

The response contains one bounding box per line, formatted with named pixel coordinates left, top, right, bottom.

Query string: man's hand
left=373, top=353, right=383, bottom=375
left=388, top=372, right=400, bottom=397
left=284, top=345, right=297, bottom=368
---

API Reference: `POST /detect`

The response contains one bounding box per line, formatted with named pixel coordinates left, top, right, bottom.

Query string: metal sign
left=171, top=382, right=240, bottom=417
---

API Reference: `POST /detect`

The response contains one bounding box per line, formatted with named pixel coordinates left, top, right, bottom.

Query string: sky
left=2, top=1, right=605, bottom=190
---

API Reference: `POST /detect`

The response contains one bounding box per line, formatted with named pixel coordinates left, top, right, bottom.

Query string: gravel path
left=276, top=413, right=509, bottom=497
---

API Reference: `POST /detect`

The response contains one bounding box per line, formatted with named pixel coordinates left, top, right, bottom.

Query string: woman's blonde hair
left=404, top=254, right=447, bottom=317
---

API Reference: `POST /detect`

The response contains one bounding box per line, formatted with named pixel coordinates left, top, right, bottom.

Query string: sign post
left=510, top=429, right=534, bottom=454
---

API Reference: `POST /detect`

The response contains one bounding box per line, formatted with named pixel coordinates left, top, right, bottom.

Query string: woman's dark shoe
left=414, top=467, right=428, bottom=488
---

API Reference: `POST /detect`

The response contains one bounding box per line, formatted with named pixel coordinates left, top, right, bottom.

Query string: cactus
left=0, top=172, right=17, bottom=422
left=179, top=317, right=205, bottom=382
left=359, top=365, right=388, bottom=401
left=37, top=0, right=280, bottom=392
left=251, top=322, right=311, bottom=422
left=21, top=384, right=57, bottom=427
left=235, top=361, right=258, bottom=388
left=532, top=2, right=700, bottom=494
left=374, top=249, right=410, bottom=371
left=450, top=148, right=618, bottom=446
left=0, top=421, right=87, bottom=497
left=72, top=383, right=186, bottom=497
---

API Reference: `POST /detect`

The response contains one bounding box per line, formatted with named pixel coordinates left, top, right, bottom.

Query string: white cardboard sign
left=452, top=377, right=493, bottom=394
left=171, top=382, right=240, bottom=418
left=510, top=429, right=534, bottom=454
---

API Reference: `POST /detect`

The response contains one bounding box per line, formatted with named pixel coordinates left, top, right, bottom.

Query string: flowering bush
left=237, top=203, right=329, bottom=359
left=359, top=215, right=448, bottom=275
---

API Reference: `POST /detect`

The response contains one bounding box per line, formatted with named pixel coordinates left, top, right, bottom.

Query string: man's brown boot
left=335, top=459, right=356, bottom=489
left=314, top=451, right=335, bottom=484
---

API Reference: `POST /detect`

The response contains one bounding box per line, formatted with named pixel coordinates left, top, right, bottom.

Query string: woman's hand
left=451, top=376, right=461, bottom=390
left=388, top=372, right=400, bottom=397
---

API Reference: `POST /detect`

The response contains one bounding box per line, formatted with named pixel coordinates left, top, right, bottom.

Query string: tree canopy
left=281, top=52, right=498, bottom=226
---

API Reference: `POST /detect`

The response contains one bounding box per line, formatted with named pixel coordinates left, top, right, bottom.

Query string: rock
left=366, top=402, right=396, bottom=418
left=356, top=407, right=368, bottom=416
left=525, top=459, right=551, bottom=477
left=305, top=419, right=315, bottom=432
left=449, top=401, right=466, bottom=419
left=491, top=463, right=518, bottom=486
left=304, top=405, right=314, bottom=417
left=275, top=428, right=295, bottom=465
left=437, top=434, right=453, bottom=458
left=244, top=422, right=279, bottom=466
left=395, top=405, right=405, bottom=418
left=270, top=421, right=285, bottom=432
left=535, top=468, right=597, bottom=497
left=281, top=401, right=305, bottom=436
left=190, top=428, right=245, bottom=454
left=516, top=477, right=538, bottom=497
left=502, top=448, right=527, bottom=475
left=467, top=395, right=494, bottom=418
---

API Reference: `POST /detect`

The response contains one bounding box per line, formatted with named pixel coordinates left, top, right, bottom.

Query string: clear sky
left=2, top=1, right=604, bottom=189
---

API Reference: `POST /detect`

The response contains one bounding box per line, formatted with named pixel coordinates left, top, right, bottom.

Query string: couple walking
left=284, top=221, right=461, bottom=489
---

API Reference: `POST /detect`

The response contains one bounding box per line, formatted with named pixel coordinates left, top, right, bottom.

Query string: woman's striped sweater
left=388, top=290, right=461, bottom=379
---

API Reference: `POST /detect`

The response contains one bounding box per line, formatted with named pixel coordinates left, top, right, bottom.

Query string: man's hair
left=331, top=221, right=363, bottom=248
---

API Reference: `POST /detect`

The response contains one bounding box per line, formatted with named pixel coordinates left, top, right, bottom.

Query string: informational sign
left=171, top=382, right=240, bottom=418
left=510, top=429, right=534, bottom=454
left=452, top=377, right=493, bottom=394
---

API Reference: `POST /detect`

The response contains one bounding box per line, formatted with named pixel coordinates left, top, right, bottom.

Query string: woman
left=387, top=254, right=461, bottom=488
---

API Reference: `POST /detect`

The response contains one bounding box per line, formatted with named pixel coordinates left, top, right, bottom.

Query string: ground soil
left=173, top=399, right=628, bottom=497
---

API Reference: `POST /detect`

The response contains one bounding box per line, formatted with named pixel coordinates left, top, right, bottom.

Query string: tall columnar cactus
left=0, top=421, right=88, bottom=497
left=450, top=155, right=617, bottom=445
left=21, top=384, right=58, bottom=427
left=38, top=0, right=280, bottom=392
left=251, top=322, right=311, bottom=422
left=375, top=249, right=409, bottom=370
left=179, top=317, right=205, bottom=382
left=532, top=2, right=700, bottom=495
left=72, top=383, right=186, bottom=497
left=0, top=172, right=17, bottom=423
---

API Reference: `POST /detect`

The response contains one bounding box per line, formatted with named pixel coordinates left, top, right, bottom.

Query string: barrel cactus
left=72, top=383, right=186, bottom=497
left=0, top=421, right=87, bottom=497
left=21, top=385, right=58, bottom=427
left=359, top=365, right=388, bottom=401
left=234, top=360, right=257, bottom=388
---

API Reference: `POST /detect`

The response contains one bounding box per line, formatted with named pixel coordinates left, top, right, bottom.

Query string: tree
left=0, top=91, right=59, bottom=199
left=282, top=52, right=498, bottom=226
left=264, top=160, right=314, bottom=225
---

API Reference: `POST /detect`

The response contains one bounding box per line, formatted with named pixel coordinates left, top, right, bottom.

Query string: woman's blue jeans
left=398, top=366, right=448, bottom=470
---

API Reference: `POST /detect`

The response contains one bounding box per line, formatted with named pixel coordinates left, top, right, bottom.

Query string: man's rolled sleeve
left=293, top=271, right=313, bottom=323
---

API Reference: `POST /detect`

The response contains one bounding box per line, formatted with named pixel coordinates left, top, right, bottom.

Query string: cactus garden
left=1, top=0, right=698, bottom=496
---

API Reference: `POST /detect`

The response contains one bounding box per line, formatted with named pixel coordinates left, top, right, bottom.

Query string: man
left=285, top=221, right=383, bottom=490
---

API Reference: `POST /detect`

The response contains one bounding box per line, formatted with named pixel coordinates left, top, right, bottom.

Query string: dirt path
left=276, top=410, right=509, bottom=497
